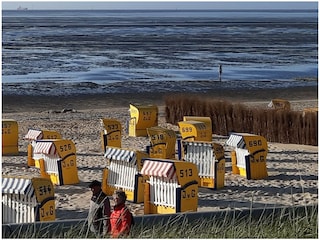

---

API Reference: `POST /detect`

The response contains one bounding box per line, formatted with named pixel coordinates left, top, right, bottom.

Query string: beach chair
left=32, top=139, right=79, bottom=185
left=2, top=119, right=19, bottom=155
left=2, top=176, right=55, bottom=223
left=100, top=118, right=122, bottom=152
left=183, top=116, right=212, bottom=140
left=179, top=140, right=225, bottom=189
left=141, top=158, right=199, bottom=214
left=226, top=133, right=268, bottom=180
left=178, top=120, right=211, bottom=142
left=147, top=126, right=177, bottom=159
left=128, top=103, right=158, bottom=137
left=102, top=146, right=148, bottom=203
left=302, top=107, right=318, bottom=117
left=267, top=99, right=291, bottom=111
left=24, top=128, right=62, bottom=167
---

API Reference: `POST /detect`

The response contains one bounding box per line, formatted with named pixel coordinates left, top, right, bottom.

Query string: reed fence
left=165, top=95, right=318, bottom=146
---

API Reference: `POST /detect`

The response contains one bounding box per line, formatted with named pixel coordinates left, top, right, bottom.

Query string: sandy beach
left=1, top=86, right=318, bottom=220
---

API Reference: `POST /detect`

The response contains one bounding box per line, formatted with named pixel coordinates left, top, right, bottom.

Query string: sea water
left=2, top=9, right=318, bottom=95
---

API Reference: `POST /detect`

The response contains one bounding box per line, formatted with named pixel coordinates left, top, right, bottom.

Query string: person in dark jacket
left=110, top=189, right=132, bottom=238
left=87, top=180, right=111, bottom=236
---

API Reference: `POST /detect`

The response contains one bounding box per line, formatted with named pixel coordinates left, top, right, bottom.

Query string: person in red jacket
left=110, top=189, right=132, bottom=238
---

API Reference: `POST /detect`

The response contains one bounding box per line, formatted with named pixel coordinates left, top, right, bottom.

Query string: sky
left=1, top=0, right=318, bottom=10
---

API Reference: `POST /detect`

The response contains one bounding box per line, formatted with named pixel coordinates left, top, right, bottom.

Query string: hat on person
left=88, top=180, right=102, bottom=188
left=113, top=189, right=127, bottom=201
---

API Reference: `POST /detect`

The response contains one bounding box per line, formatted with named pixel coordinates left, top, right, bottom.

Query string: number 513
left=180, top=169, right=193, bottom=177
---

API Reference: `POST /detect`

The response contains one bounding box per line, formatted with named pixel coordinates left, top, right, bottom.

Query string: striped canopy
left=184, top=141, right=212, bottom=148
left=104, top=147, right=136, bottom=163
left=33, top=141, right=56, bottom=155
left=141, top=160, right=176, bottom=179
left=225, top=134, right=246, bottom=149
left=2, top=177, right=35, bottom=198
left=24, top=129, right=43, bottom=140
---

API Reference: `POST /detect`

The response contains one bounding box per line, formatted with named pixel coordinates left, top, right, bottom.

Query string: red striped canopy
left=141, top=160, right=176, bottom=179
left=24, top=129, right=43, bottom=140
left=33, top=141, right=56, bottom=155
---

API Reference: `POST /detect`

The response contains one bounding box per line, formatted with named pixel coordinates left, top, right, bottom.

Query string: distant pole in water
left=218, top=64, right=222, bottom=82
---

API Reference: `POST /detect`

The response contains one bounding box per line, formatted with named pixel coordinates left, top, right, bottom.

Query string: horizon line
left=4, top=8, right=317, bottom=11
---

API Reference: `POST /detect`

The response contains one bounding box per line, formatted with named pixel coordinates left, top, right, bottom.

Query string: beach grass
left=130, top=206, right=318, bottom=238
left=5, top=205, right=318, bottom=238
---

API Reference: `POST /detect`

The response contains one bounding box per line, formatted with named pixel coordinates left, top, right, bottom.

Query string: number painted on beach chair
left=179, top=168, right=193, bottom=178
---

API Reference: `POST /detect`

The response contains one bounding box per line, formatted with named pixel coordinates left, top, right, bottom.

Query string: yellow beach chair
left=147, top=126, right=177, bottom=159
left=24, top=129, right=61, bottom=167
left=32, top=139, right=79, bottom=185
left=2, top=119, right=19, bottom=155
left=128, top=104, right=158, bottom=137
left=141, top=158, right=199, bottom=214
left=2, top=176, right=55, bottom=223
left=226, top=132, right=268, bottom=180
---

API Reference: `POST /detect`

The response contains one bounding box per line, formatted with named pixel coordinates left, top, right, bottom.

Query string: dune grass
left=130, top=206, right=317, bottom=238
left=5, top=205, right=318, bottom=238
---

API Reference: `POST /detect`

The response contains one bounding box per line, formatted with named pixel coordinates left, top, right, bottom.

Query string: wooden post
left=27, top=144, right=35, bottom=167
left=144, top=181, right=150, bottom=214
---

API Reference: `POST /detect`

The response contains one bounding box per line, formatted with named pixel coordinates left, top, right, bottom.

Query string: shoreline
left=2, top=85, right=318, bottom=113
